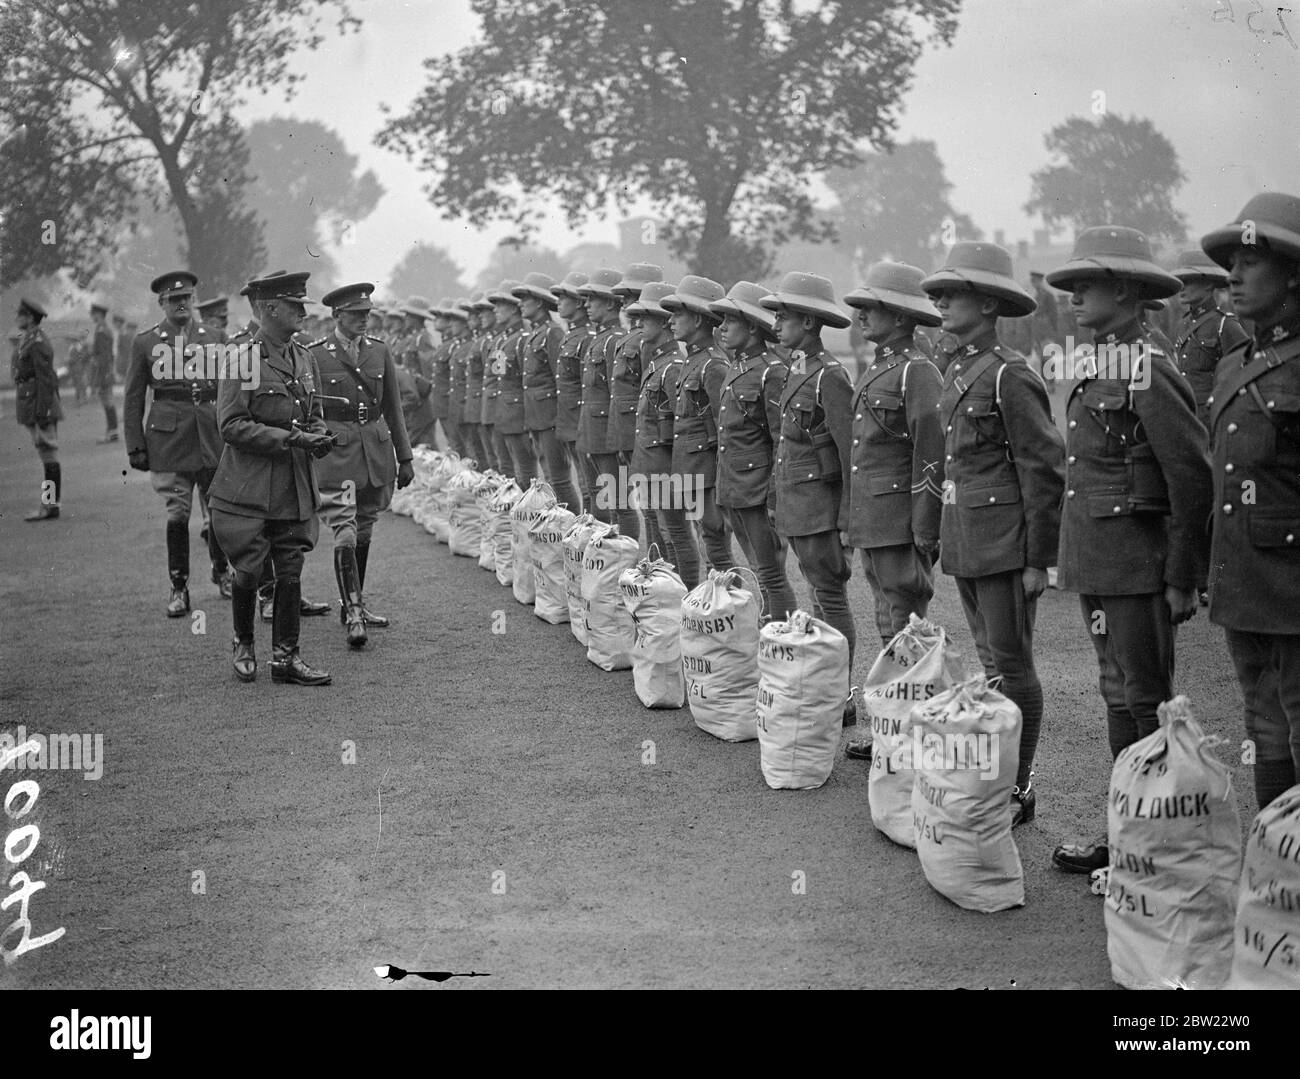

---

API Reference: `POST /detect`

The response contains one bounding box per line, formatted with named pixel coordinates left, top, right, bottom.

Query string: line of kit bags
left=394, top=451, right=1300, bottom=986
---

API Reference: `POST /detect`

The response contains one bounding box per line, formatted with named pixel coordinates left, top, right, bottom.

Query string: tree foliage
left=386, top=242, right=469, bottom=305
left=826, top=139, right=981, bottom=273
left=377, top=0, right=960, bottom=283
left=0, top=0, right=355, bottom=291
left=1024, top=113, right=1187, bottom=243
left=245, top=117, right=384, bottom=294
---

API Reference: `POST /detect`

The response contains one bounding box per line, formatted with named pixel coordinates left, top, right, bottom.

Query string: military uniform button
left=1067, top=490, right=1075, bottom=499
left=719, top=446, right=725, bottom=452
left=807, top=472, right=814, bottom=479
left=1223, top=504, right=1233, bottom=514
left=967, top=406, right=973, bottom=413
left=988, top=495, right=996, bottom=503
left=1068, top=420, right=1077, bottom=429
left=946, top=424, right=953, bottom=433
left=1225, top=463, right=1234, bottom=473
left=1113, top=505, right=1122, bottom=514
left=1268, top=400, right=1276, bottom=409
left=852, top=438, right=859, bottom=446
left=851, top=465, right=858, bottom=473
left=1227, top=423, right=1238, bottom=433
left=1239, top=388, right=1247, bottom=396
left=856, top=413, right=863, bottom=421
left=1287, top=533, right=1296, bottom=544
left=1067, top=455, right=1076, bottom=465
left=1207, top=396, right=1214, bottom=405
left=946, top=454, right=953, bottom=462
left=776, top=457, right=782, bottom=464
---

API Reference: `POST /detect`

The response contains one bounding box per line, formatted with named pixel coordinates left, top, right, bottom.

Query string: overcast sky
left=236, top=0, right=1298, bottom=284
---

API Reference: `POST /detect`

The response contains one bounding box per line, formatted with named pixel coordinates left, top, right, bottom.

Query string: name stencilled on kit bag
left=865, top=681, right=937, bottom=702
left=620, top=582, right=651, bottom=598
left=915, top=772, right=947, bottom=808
left=1248, top=816, right=1300, bottom=865
left=681, top=614, right=736, bottom=634
left=536, top=529, right=567, bottom=543
left=759, top=642, right=795, bottom=662
left=682, top=655, right=713, bottom=673
left=1245, top=865, right=1300, bottom=912
left=1110, top=789, right=1212, bottom=820
left=757, top=685, right=775, bottom=709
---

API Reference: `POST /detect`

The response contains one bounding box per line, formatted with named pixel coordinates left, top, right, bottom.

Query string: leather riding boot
left=334, top=547, right=368, bottom=649
left=231, top=584, right=258, bottom=682
left=354, top=542, right=389, bottom=627
left=166, top=520, right=190, bottom=617
left=270, top=576, right=331, bottom=686
left=257, top=557, right=276, bottom=621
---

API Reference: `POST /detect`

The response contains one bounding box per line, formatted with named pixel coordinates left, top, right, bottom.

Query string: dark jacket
left=123, top=319, right=222, bottom=471
left=936, top=329, right=1065, bottom=577
left=11, top=327, right=61, bottom=428
left=773, top=345, right=854, bottom=537
left=715, top=343, right=787, bottom=510
left=671, top=339, right=728, bottom=488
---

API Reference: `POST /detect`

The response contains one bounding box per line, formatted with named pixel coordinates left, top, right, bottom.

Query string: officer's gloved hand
left=915, top=535, right=940, bottom=557
left=397, top=460, right=415, bottom=489
left=128, top=449, right=150, bottom=471
left=287, top=429, right=333, bottom=456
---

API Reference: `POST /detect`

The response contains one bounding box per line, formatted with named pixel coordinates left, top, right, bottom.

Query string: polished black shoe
left=344, top=606, right=368, bottom=649
left=23, top=504, right=60, bottom=522
left=270, top=648, right=332, bottom=686
left=232, top=640, right=257, bottom=683
left=845, top=739, right=873, bottom=762
left=1010, top=784, right=1036, bottom=828
left=1052, top=837, right=1109, bottom=874
left=166, top=587, right=190, bottom=618
left=842, top=686, right=859, bottom=729
left=358, top=602, right=389, bottom=627
left=299, top=598, right=331, bottom=617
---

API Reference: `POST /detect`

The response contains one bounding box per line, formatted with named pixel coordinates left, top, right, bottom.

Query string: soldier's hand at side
left=915, top=535, right=940, bottom=557
left=128, top=449, right=150, bottom=472
left=1021, top=566, right=1049, bottom=600
left=397, top=461, right=415, bottom=489
left=1166, top=585, right=1198, bottom=625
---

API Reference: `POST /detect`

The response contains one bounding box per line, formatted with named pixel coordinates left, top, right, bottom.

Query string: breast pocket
left=251, top=389, right=294, bottom=426
left=1250, top=389, right=1300, bottom=462
left=782, top=396, right=815, bottom=441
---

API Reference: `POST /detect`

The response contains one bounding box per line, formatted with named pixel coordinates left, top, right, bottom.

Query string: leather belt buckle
left=357, top=400, right=369, bottom=424
left=190, top=382, right=203, bottom=403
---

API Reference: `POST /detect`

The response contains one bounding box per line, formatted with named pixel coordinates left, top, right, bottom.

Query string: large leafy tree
left=386, top=242, right=469, bottom=305
left=0, top=0, right=355, bottom=291
left=826, top=139, right=981, bottom=273
left=244, top=117, right=384, bottom=294
left=1025, top=113, right=1187, bottom=243
left=377, top=0, right=961, bottom=283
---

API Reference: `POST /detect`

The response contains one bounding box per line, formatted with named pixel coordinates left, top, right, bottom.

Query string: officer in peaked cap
left=709, top=281, right=796, bottom=619
left=514, top=274, right=581, bottom=510
left=578, top=268, right=637, bottom=534
left=207, top=270, right=333, bottom=686
left=922, top=242, right=1065, bottom=826
left=123, top=270, right=229, bottom=613
left=197, top=295, right=230, bottom=340
left=762, top=272, right=858, bottom=659
left=553, top=273, right=595, bottom=507
left=1201, top=192, right=1300, bottom=809
left=308, top=282, right=414, bottom=649
left=1172, top=248, right=1249, bottom=426
left=1044, top=226, right=1212, bottom=876
left=11, top=297, right=64, bottom=521
left=841, top=263, right=946, bottom=760
left=487, top=280, right=538, bottom=487
left=631, top=281, right=687, bottom=567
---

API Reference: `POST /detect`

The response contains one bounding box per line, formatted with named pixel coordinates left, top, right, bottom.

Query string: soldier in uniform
left=383, top=307, right=406, bottom=352
left=578, top=269, right=638, bottom=535
left=1201, top=192, right=1300, bottom=808
left=760, top=272, right=857, bottom=656
left=486, top=280, right=537, bottom=487
left=479, top=284, right=515, bottom=472
left=398, top=297, right=438, bottom=448
left=440, top=298, right=471, bottom=457
left=513, top=273, right=581, bottom=510
left=208, top=271, right=334, bottom=686
left=1172, top=248, right=1249, bottom=427
left=843, top=263, right=947, bottom=752
left=610, top=264, right=665, bottom=544
left=1044, top=227, right=1212, bottom=874
left=366, top=305, right=386, bottom=341
left=307, top=283, right=415, bottom=648
left=197, top=296, right=230, bottom=340
left=664, top=276, right=732, bottom=576
left=426, top=298, right=456, bottom=453
left=554, top=272, right=594, bottom=509
left=630, top=282, right=688, bottom=570
left=123, top=271, right=227, bottom=615
left=922, top=242, right=1066, bottom=826
left=460, top=294, right=496, bottom=470
left=90, top=301, right=119, bottom=444
left=12, top=298, right=63, bottom=521
left=709, top=280, right=796, bottom=620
